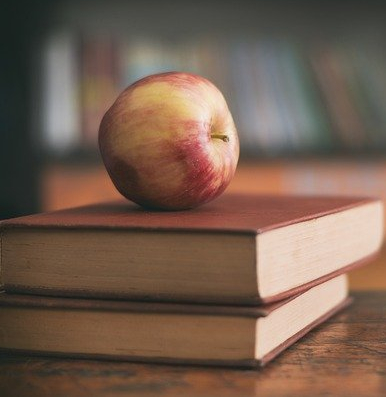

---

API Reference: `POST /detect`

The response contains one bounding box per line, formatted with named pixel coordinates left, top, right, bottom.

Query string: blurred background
left=1, top=0, right=385, bottom=288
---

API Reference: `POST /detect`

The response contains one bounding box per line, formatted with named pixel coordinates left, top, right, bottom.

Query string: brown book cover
left=1, top=193, right=377, bottom=231
left=0, top=275, right=351, bottom=367
left=0, top=193, right=383, bottom=303
left=80, top=35, right=118, bottom=146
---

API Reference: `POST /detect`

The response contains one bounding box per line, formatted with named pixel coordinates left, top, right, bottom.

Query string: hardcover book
left=0, top=275, right=349, bottom=367
left=0, top=194, right=383, bottom=304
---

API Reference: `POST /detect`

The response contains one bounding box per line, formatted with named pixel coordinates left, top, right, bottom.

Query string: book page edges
left=258, top=296, right=352, bottom=366
left=256, top=250, right=379, bottom=304
left=2, top=250, right=378, bottom=305
left=256, top=200, right=384, bottom=299
left=255, top=275, right=348, bottom=359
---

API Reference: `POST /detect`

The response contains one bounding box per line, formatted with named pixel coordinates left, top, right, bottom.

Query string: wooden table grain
left=0, top=292, right=385, bottom=397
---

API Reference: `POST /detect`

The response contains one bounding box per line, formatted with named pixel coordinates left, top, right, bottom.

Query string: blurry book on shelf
left=339, top=43, right=386, bottom=148
left=40, top=30, right=80, bottom=153
left=80, top=34, right=120, bottom=147
left=38, top=32, right=386, bottom=158
left=310, top=44, right=367, bottom=149
left=119, top=38, right=194, bottom=85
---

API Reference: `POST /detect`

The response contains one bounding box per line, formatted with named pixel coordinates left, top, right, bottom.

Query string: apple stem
left=211, top=134, right=229, bottom=142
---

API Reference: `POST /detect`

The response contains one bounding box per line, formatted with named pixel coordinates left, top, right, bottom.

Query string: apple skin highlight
left=99, top=72, right=240, bottom=210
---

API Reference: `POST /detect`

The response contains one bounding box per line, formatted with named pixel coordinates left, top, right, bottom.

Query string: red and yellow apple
left=98, top=72, right=239, bottom=210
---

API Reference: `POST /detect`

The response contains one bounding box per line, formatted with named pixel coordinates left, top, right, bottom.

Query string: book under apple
left=0, top=193, right=382, bottom=304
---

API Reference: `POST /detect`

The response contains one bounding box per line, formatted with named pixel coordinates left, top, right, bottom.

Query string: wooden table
left=0, top=292, right=385, bottom=397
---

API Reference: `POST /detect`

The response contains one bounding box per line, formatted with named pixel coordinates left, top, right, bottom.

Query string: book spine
left=80, top=35, right=119, bottom=147
left=41, top=30, right=80, bottom=153
left=347, top=43, right=386, bottom=148
left=309, top=44, right=367, bottom=150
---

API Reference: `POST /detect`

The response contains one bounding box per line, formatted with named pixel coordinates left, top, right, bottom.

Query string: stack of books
left=0, top=194, right=383, bottom=366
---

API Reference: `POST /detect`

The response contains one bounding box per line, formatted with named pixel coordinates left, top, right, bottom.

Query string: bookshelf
left=33, top=0, right=386, bottom=159
left=2, top=0, right=386, bottom=218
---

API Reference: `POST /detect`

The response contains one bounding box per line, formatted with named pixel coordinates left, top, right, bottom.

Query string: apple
left=98, top=71, right=239, bottom=210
